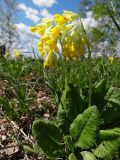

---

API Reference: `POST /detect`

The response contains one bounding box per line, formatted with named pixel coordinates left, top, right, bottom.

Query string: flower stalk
left=87, top=45, right=92, bottom=107
left=80, top=19, right=92, bottom=107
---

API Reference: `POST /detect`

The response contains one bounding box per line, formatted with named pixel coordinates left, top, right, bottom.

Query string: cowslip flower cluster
left=30, top=11, right=88, bottom=67
left=13, top=49, right=22, bottom=59
left=108, top=56, right=114, bottom=64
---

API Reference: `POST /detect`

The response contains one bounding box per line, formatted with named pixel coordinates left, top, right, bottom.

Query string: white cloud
left=17, top=3, right=40, bottom=23
left=17, top=3, right=39, bottom=15
left=40, top=9, right=53, bottom=18
left=16, top=23, right=29, bottom=33
left=15, top=23, right=39, bottom=41
left=32, top=0, right=57, bottom=8
left=17, top=3, right=53, bottom=23
left=82, top=12, right=97, bottom=29
left=15, top=23, right=39, bottom=57
left=27, top=14, right=40, bottom=23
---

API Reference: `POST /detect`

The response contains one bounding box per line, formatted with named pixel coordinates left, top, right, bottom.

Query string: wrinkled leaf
left=102, top=103, right=120, bottom=124
left=68, top=153, right=77, bottom=160
left=57, top=83, right=85, bottom=134
left=100, top=128, right=120, bottom=141
left=81, top=151, right=97, bottom=160
left=32, top=119, right=63, bottom=158
left=70, top=106, right=100, bottom=149
left=105, top=87, right=120, bottom=105
left=93, top=138, right=120, bottom=159
left=64, top=135, right=74, bottom=153
left=92, top=79, right=107, bottom=108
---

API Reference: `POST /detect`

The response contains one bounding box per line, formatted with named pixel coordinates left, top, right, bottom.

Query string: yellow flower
left=37, top=26, right=45, bottom=35
left=63, top=10, right=79, bottom=22
left=71, top=48, right=77, bottom=58
left=38, top=47, right=45, bottom=57
left=63, top=44, right=76, bottom=58
left=62, top=24, right=74, bottom=34
left=41, top=18, right=53, bottom=27
left=54, top=14, right=67, bottom=25
left=63, top=50, right=69, bottom=58
left=63, top=42, right=84, bottom=59
left=46, top=39, right=58, bottom=52
left=44, top=52, right=56, bottom=67
left=38, top=40, right=47, bottom=57
left=109, top=56, right=114, bottom=64
left=13, top=49, right=22, bottom=59
left=50, top=26, right=62, bottom=39
left=38, top=41, right=44, bottom=47
left=40, top=35, right=51, bottom=41
left=65, top=43, right=71, bottom=49
left=71, top=45, right=75, bottom=52
left=72, top=57, right=77, bottom=61
left=70, top=45, right=78, bottom=58
left=30, top=10, right=88, bottom=66
left=30, top=26, right=38, bottom=33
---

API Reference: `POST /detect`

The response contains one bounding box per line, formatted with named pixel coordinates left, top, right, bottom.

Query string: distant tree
left=79, top=0, right=120, bottom=55
left=0, top=0, right=18, bottom=51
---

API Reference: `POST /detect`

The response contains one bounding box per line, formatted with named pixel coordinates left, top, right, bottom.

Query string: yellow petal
left=37, top=26, right=45, bottom=35
left=44, top=52, right=57, bottom=67
left=13, top=49, right=21, bottom=59
left=63, top=10, right=79, bottom=22
left=50, top=26, right=62, bottom=39
left=109, top=56, right=114, bottom=64
left=30, top=26, right=38, bottom=33
left=54, top=14, right=67, bottom=25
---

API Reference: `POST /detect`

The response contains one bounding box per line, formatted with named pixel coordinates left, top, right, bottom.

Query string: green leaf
left=93, top=138, right=120, bottom=159
left=102, top=87, right=120, bottom=124
left=64, top=135, right=74, bottom=153
left=65, top=84, right=85, bottom=121
left=92, top=79, right=107, bottom=108
left=102, top=102, right=120, bottom=124
left=68, top=153, right=77, bottom=160
left=95, top=79, right=107, bottom=93
left=57, top=83, right=85, bottom=134
left=105, top=87, right=120, bottom=105
left=100, top=128, right=120, bottom=141
left=32, top=119, right=63, bottom=158
left=81, top=151, right=97, bottom=160
left=33, top=143, right=44, bottom=155
left=70, top=106, right=100, bottom=149
left=57, top=110, right=71, bottom=134
left=23, top=145, right=38, bottom=155
left=92, top=3, right=107, bottom=19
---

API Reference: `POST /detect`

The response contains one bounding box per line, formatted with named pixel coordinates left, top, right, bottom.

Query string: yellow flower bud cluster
left=108, top=56, right=114, bottom=64
left=30, top=10, right=87, bottom=67
left=62, top=28, right=86, bottom=59
left=13, top=49, right=22, bottom=59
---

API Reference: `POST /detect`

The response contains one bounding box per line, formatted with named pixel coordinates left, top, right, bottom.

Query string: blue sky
left=17, top=0, right=81, bottom=26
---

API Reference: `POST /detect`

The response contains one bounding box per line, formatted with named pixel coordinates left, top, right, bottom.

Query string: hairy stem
left=64, top=58, right=68, bottom=105
left=88, top=45, right=92, bottom=107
